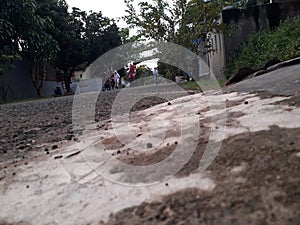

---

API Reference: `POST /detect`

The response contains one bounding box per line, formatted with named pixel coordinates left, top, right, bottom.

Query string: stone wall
left=222, top=0, right=300, bottom=62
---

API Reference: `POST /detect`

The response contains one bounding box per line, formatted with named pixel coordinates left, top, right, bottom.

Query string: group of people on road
left=103, top=64, right=159, bottom=91
left=127, top=65, right=159, bottom=85
left=103, top=70, right=120, bottom=91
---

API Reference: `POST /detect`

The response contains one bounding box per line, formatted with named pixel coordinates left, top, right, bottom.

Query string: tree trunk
left=0, top=85, right=13, bottom=103
left=63, top=69, right=71, bottom=93
left=31, top=61, right=47, bottom=97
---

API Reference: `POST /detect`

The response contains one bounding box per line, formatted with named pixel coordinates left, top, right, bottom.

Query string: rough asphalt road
left=0, top=65, right=300, bottom=225
left=0, top=83, right=188, bottom=162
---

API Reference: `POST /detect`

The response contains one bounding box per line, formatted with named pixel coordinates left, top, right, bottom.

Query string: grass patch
left=179, top=81, right=202, bottom=91
left=225, top=17, right=300, bottom=78
left=179, top=79, right=226, bottom=91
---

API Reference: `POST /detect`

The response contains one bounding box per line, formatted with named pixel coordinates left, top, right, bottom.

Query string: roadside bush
left=225, top=17, right=300, bottom=78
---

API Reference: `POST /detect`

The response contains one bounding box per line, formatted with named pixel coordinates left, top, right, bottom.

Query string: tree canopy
left=0, top=0, right=58, bottom=75
left=1, top=0, right=239, bottom=94
left=0, top=0, right=123, bottom=95
left=122, top=0, right=235, bottom=80
left=123, top=0, right=234, bottom=52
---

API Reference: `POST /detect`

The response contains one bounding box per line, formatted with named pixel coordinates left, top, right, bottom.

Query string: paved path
left=226, top=64, right=300, bottom=96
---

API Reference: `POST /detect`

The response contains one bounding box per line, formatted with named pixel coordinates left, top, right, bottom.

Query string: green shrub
left=225, top=17, right=300, bottom=78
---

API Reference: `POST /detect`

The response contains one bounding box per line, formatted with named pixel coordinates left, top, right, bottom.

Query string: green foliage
left=157, top=62, right=187, bottom=81
left=232, top=0, right=249, bottom=9
left=0, top=53, right=21, bottom=75
left=0, top=0, right=123, bottom=96
left=123, top=0, right=233, bottom=50
left=136, top=65, right=152, bottom=79
left=225, top=18, right=300, bottom=78
left=123, top=0, right=185, bottom=42
left=178, top=81, right=201, bottom=90
left=179, top=0, right=234, bottom=52
left=54, top=6, right=122, bottom=72
left=84, top=12, right=122, bottom=64
left=179, top=79, right=226, bottom=91
left=0, top=0, right=37, bottom=74
left=0, top=0, right=61, bottom=96
left=123, top=0, right=233, bottom=80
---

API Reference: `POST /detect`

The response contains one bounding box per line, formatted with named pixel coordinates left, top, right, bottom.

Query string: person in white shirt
left=153, top=67, right=158, bottom=85
left=113, top=71, right=120, bottom=89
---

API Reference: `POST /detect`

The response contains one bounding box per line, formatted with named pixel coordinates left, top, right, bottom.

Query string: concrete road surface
left=226, top=64, right=300, bottom=96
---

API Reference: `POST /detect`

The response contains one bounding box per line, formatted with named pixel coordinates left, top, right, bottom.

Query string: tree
left=179, top=0, right=234, bottom=52
left=119, top=27, right=140, bottom=44
left=84, top=12, right=122, bottom=65
left=26, top=0, right=60, bottom=97
left=123, top=0, right=234, bottom=50
left=1, top=0, right=124, bottom=96
left=50, top=6, right=123, bottom=92
left=0, top=0, right=37, bottom=75
left=55, top=6, right=88, bottom=93
left=123, top=0, right=187, bottom=42
left=123, top=0, right=234, bottom=79
left=0, top=0, right=59, bottom=96
left=136, top=64, right=152, bottom=79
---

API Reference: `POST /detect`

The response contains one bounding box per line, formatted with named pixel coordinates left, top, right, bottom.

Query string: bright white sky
left=65, top=0, right=158, bottom=68
left=65, top=0, right=128, bottom=27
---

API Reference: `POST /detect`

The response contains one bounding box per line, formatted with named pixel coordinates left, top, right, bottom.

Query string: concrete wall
left=208, top=32, right=226, bottom=79
left=73, top=70, right=85, bottom=80
left=222, top=0, right=300, bottom=62
left=0, top=60, right=57, bottom=103
left=207, top=0, right=300, bottom=78
left=71, top=78, right=103, bottom=94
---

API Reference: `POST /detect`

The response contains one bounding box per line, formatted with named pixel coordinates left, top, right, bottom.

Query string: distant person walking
left=128, top=64, right=136, bottom=82
left=113, top=71, right=120, bottom=89
left=153, top=67, right=158, bottom=85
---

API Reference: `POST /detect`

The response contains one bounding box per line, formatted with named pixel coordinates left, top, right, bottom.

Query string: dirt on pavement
left=102, top=90, right=300, bottom=225
left=0, top=90, right=182, bottom=162
left=0, top=80, right=300, bottom=225
left=105, top=125, right=300, bottom=225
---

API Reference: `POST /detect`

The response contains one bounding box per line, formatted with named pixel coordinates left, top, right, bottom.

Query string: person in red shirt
left=128, top=64, right=136, bottom=82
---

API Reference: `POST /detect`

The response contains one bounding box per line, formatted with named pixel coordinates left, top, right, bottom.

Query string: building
left=70, top=69, right=103, bottom=94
